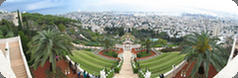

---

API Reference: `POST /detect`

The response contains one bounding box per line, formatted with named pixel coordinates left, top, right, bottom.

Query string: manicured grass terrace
left=138, top=52, right=185, bottom=78
left=69, top=50, right=117, bottom=75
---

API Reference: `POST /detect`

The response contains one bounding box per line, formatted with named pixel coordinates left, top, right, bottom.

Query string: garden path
left=114, top=49, right=138, bottom=78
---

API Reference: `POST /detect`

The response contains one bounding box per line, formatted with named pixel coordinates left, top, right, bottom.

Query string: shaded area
left=174, top=61, right=217, bottom=78
left=32, top=60, right=78, bottom=78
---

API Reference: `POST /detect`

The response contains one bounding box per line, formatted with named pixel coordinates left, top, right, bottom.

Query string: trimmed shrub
left=103, top=51, right=118, bottom=58
left=138, top=71, right=145, bottom=78
left=114, top=67, right=120, bottom=73
left=137, top=51, right=152, bottom=58
left=160, top=47, right=182, bottom=52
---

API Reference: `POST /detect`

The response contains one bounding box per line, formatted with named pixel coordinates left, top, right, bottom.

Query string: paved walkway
left=114, top=50, right=138, bottom=78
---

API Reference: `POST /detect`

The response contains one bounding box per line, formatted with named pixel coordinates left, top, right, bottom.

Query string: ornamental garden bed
left=131, top=48, right=156, bottom=60
left=98, top=48, right=123, bottom=59
left=103, top=50, right=118, bottom=58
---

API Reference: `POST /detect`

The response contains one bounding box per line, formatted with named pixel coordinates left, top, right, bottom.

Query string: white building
left=0, top=12, right=20, bottom=26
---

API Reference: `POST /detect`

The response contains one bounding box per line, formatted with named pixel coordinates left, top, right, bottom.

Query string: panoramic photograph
left=0, top=0, right=237, bottom=78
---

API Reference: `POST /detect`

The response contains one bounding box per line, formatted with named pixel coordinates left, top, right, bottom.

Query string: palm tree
left=157, top=38, right=167, bottom=47
left=27, top=29, right=73, bottom=73
left=102, top=37, right=113, bottom=52
left=142, top=39, right=153, bottom=54
left=181, top=32, right=228, bottom=78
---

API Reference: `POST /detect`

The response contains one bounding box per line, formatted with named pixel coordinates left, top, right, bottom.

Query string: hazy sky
left=0, top=0, right=238, bottom=15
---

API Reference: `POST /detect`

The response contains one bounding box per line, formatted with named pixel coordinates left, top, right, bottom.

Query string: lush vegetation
left=27, top=29, right=73, bottom=73
left=103, top=50, right=118, bottom=58
left=0, top=12, right=123, bottom=77
left=160, top=47, right=182, bottom=52
left=104, top=26, right=184, bottom=44
left=181, top=32, right=229, bottom=78
left=137, top=51, right=152, bottom=58
left=138, top=52, right=185, bottom=77
left=0, top=19, right=17, bottom=38
left=69, top=50, right=117, bottom=75
left=141, top=39, right=153, bottom=53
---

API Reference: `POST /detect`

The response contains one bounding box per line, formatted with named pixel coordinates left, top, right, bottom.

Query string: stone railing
left=151, top=48, right=162, bottom=55
left=163, top=60, right=187, bottom=78
left=0, top=36, right=18, bottom=43
left=72, top=43, right=102, bottom=49
left=66, top=54, right=123, bottom=78
left=18, top=36, right=32, bottom=78
left=228, top=35, right=237, bottom=63
left=65, top=56, right=96, bottom=78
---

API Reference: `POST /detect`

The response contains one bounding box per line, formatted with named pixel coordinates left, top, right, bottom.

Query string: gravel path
left=114, top=50, right=138, bottom=78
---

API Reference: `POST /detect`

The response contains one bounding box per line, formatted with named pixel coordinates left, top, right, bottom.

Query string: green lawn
left=138, top=52, right=185, bottom=78
left=69, top=50, right=117, bottom=75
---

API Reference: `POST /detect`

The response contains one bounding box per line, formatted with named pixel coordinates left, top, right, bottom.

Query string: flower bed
left=98, top=48, right=123, bottom=59
left=131, top=48, right=156, bottom=60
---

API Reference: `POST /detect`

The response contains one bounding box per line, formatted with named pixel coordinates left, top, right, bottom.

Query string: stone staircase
left=9, top=41, right=27, bottom=78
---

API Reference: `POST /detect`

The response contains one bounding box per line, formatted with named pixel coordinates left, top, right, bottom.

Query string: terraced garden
left=138, top=52, right=185, bottom=77
left=69, top=50, right=117, bottom=75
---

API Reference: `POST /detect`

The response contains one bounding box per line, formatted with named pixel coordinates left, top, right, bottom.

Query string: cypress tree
left=17, top=10, right=23, bottom=30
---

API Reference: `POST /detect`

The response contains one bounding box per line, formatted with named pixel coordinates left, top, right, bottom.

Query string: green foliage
left=0, top=19, right=17, bottom=38
left=22, top=13, right=78, bottom=25
left=102, top=38, right=114, bottom=51
left=17, top=10, right=23, bottom=30
left=104, top=27, right=125, bottom=36
left=141, top=39, right=153, bottom=53
left=160, top=47, right=182, bottom=52
left=18, top=31, right=30, bottom=50
left=132, top=60, right=140, bottom=73
left=103, top=50, right=118, bottom=58
left=137, top=51, right=152, bottom=58
left=157, top=39, right=167, bottom=46
left=5, top=31, right=14, bottom=37
left=138, top=72, right=145, bottom=78
left=106, top=71, right=115, bottom=78
left=131, top=28, right=157, bottom=39
left=28, top=29, right=73, bottom=73
left=181, top=32, right=229, bottom=78
left=133, top=67, right=139, bottom=73
left=0, top=31, right=4, bottom=38
left=57, top=23, right=66, bottom=32
left=114, top=67, right=120, bottom=73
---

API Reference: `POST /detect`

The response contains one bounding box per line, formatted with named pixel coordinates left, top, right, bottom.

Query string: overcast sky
left=0, top=0, right=238, bottom=15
